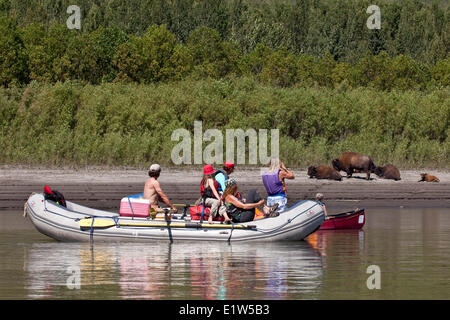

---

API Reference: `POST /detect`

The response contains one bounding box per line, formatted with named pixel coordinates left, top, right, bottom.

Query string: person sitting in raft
left=315, top=193, right=328, bottom=217
left=201, top=164, right=232, bottom=224
left=262, top=158, right=295, bottom=213
left=222, top=179, right=277, bottom=223
left=143, top=164, right=177, bottom=213
left=214, top=161, right=235, bottom=195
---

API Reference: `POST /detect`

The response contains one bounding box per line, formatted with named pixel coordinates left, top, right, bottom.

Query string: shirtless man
left=143, top=164, right=177, bottom=212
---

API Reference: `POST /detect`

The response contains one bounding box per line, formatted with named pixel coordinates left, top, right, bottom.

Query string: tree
left=259, top=48, right=297, bottom=87
left=391, top=54, right=430, bottom=90
left=92, top=27, right=128, bottom=82
left=0, top=17, right=28, bottom=86
left=193, top=0, right=230, bottom=39
left=187, top=26, right=239, bottom=79
left=26, top=24, right=77, bottom=83
left=114, top=24, right=190, bottom=83
left=431, top=58, right=450, bottom=87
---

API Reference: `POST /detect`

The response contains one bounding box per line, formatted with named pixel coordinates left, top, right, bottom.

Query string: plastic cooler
left=119, top=195, right=150, bottom=218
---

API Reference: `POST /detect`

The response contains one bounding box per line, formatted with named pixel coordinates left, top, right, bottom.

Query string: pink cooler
left=119, top=197, right=150, bottom=218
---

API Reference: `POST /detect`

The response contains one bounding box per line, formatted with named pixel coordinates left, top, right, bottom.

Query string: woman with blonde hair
left=261, top=158, right=295, bottom=212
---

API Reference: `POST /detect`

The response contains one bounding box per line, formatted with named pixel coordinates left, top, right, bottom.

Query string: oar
left=173, top=204, right=195, bottom=207
left=79, top=218, right=256, bottom=230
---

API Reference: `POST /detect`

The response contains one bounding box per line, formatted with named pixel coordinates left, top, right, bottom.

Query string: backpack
left=43, top=185, right=67, bottom=207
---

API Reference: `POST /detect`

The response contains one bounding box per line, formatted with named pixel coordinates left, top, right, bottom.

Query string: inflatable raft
left=25, top=192, right=325, bottom=242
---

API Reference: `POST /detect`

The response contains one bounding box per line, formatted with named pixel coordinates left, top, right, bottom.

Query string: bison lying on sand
left=374, top=164, right=401, bottom=181
left=307, top=165, right=342, bottom=181
left=332, top=152, right=376, bottom=180
left=418, top=173, right=440, bottom=182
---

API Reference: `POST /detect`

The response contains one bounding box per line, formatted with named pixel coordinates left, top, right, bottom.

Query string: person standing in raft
left=262, top=158, right=295, bottom=213
left=201, top=164, right=232, bottom=224
left=214, top=161, right=235, bottom=195
left=143, top=164, right=177, bottom=213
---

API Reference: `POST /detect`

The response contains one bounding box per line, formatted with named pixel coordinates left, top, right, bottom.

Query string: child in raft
left=200, top=164, right=232, bottom=224
left=315, top=193, right=329, bottom=217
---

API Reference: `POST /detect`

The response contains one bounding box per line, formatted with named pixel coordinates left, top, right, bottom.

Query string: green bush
left=113, top=24, right=189, bottom=83
left=0, top=79, right=448, bottom=168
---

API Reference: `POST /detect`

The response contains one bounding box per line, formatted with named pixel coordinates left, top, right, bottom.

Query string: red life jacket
left=200, top=178, right=219, bottom=199
left=43, top=185, right=67, bottom=207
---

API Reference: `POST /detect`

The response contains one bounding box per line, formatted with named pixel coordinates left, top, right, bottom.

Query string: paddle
left=79, top=218, right=256, bottom=230
left=148, top=207, right=181, bottom=219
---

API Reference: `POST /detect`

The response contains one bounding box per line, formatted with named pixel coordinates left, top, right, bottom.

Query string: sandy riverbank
left=1, top=166, right=449, bottom=210
left=1, top=165, right=449, bottom=184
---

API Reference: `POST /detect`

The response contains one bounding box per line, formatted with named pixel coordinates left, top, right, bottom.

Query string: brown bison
left=418, top=173, right=440, bottom=182
left=307, top=165, right=342, bottom=181
left=374, top=164, right=401, bottom=181
left=332, top=152, right=376, bottom=180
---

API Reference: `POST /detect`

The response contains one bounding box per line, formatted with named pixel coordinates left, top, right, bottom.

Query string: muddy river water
left=1, top=207, right=449, bottom=300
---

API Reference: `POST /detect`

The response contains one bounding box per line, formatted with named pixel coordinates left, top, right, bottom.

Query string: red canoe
left=319, top=208, right=365, bottom=230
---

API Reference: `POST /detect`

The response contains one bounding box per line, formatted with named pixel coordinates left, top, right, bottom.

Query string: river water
left=0, top=208, right=449, bottom=300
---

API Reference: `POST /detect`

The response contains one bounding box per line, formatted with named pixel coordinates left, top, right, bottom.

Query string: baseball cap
left=149, top=164, right=161, bottom=172
left=224, top=161, right=234, bottom=169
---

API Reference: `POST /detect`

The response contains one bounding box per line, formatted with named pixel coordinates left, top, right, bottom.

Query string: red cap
left=203, top=164, right=215, bottom=175
left=43, top=185, right=53, bottom=195
left=224, top=161, right=234, bottom=169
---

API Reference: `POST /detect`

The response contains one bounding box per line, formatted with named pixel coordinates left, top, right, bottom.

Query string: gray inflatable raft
left=25, top=193, right=325, bottom=242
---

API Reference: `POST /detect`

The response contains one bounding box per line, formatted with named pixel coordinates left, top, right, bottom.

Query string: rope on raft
left=254, top=203, right=321, bottom=234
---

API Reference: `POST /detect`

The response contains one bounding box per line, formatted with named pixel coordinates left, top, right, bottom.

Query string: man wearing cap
left=214, top=161, right=235, bottom=194
left=144, top=164, right=177, bottom=212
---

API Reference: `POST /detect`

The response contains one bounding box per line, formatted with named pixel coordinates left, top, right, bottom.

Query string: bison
left=332, top=152, right=376, bottom=180
left=418, top=173, right=440, bottom=182
left=307, top=165, right=342, bottom=181
left=374, top=164, right=401, bottom=181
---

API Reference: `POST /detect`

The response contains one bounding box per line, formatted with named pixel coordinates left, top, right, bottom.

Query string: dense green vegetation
left=0, top=80, right=448, bottom=168
left=0, top=0, right=448, bottom=168
left=1, top=0, right=448, bottom=62
left=0, top=0, right=449, bottom=88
